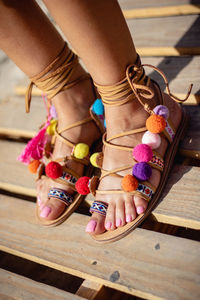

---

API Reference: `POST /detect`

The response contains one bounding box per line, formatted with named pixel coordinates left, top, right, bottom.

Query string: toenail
left=85, top=220, right=97, bottom=233
left=40, top=206, right=51, bottom=218
left=126, top=215, right=132, bottom=223
left=116, top=218, right=122, bottom=227
left=105, top=221, right=112, bottom=230
left=137, top=206, right=144, bottom=214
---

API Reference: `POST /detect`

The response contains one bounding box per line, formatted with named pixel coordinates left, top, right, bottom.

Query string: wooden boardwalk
left=0, top=1, right=200, bottom=299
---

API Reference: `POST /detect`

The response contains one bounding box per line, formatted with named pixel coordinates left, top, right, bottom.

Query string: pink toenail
left=105, top=221, right=112, bottom=230
left=126, top=215, right=132, bottom=223
left=85, top=220, right=97, bottom=233
left=137, top=206, right=144, bottom=214
left=40, top=206, right=51, bottom=218
left=116, top=218, right=122, bottom=227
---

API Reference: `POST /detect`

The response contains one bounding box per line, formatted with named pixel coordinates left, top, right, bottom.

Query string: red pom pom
left=75, top=176, right=90, bottom=195
left=146, top=114, right=166, bottom=133
left=45, top=161, right=63, bottom=179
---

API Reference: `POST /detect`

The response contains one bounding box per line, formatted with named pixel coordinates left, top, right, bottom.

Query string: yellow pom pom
left=90, top=153, right=99, bottom=167
left=74, top=143, right=89, bottom=159
left=46, top=119, right=57, bottom=136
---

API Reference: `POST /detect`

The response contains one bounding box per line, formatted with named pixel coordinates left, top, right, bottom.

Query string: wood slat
left=0, top=269, right=85, bottom=300
left=76, top=280, right=104, bottom=300
left=123, top=5, right=200, bottom=19
left=118, top=0, right=200, bottom=10
left=0, top=195, right=200, bottom=300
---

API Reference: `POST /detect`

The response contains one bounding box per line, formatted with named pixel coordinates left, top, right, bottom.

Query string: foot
left=86, top=85, right=182, bottom=234
left=36, top=67, right=101, bottom=221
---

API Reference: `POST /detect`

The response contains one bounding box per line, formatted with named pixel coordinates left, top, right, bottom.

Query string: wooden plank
left=126, top=15, right=200, bottom=48
left=118, top=0, right=200, bottom=10
left=0, top=269, right=85, bottom=300
left=123, top=5, right=200, bottom=19
left=0, top=195, right=200, bottom=300
left=76, top=280, right=104, bottom=300
left=137, top=47, right=200, bottom=56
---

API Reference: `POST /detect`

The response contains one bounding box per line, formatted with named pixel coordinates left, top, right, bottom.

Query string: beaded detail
left=90, top=201, right=108, bottom=216
left=48, top=188, right=73, bottom=206
left=149, top=153, right=164, bottom=172
left=163, top=119, right=175, bottom=143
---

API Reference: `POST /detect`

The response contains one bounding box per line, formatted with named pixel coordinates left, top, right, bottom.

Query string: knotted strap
left=25, top=42, right=90, bottom=113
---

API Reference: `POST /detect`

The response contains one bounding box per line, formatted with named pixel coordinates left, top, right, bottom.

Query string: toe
left=134, top=195, right=148, bottom=215
left=115, top=198, right=126, bottom=227
left=86, top=213, right=105, bottom=234
left=39, top=197, right=66, bottom=220
left=105, top=201, right=116, bottom=230
left=125, top=196, right=137, bottom=222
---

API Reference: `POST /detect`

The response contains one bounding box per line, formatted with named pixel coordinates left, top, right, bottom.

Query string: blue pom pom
left=92, top=99, right=104, bottom=115
left=104, top=119, right=106, bottom=128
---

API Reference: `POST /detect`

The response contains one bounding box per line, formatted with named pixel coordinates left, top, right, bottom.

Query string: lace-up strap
left=25, top=43, right=90, bottom=113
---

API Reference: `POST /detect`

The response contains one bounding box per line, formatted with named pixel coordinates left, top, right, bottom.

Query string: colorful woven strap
left=90, top=201, right=108, bottom=216
left=163, top=117, right=176, bottom=143
left=135, top=181, right=156, bottom=202
left=48, top=188, right=73, bottom=206
left=149, top=151, right=164, bottom=172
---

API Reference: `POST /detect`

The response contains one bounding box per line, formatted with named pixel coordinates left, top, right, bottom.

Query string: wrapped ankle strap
left=25, top=43, right=90, bottom=112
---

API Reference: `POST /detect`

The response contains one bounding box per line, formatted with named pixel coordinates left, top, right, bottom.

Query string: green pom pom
left=74, top=143, right=89, bottom=159
left=90, top=153, right=99, bottom=167
left=46, top=119, right=57, bottom=136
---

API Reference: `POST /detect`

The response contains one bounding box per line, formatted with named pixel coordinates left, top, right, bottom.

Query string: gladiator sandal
left=75, top=54, right=192, bottom=242
left=18, top=43, right=105, bottom=226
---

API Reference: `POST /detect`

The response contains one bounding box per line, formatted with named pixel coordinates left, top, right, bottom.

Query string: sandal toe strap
left=90, top=201, right=108, bottom=216
left=48, top=188, right=73, bottom=206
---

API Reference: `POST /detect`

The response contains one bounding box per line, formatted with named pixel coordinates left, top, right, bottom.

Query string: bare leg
left=43, top=0, right=182, bottom=233
left=0, top=0, right=100, bottom=220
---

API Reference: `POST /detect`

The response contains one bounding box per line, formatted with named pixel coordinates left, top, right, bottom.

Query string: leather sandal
left=76, top=55, right=192, bottom=242
left=18, top=43, right=105, bottom=226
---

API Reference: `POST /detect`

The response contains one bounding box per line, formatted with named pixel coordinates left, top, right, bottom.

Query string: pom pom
left=121, top=174, right=138, bottom=192
left=28, top=160, right=41, bottom=174
left=75, top=176, right=90, bottom=195
left=104, top=119, right=106, bottom=128
left=45, top=161, right=63, bottom=179
left=133, top=144, right=153, bottom=162
left=142, top=131, right=161, bottom=149
left=146, top=114, right=166, bottom=134
left=153, top=105, right=169, bottom=120
left=90, top=153, right=99, bottom=168
left=46, top=119, right=57, bottom=136
left=73, top=143, right=89, bottom=159
left=50, top=105, right=57, bottom=119
left=132, top=162, right=152, bottom=181
left=92, top=99, right=104, bottom=115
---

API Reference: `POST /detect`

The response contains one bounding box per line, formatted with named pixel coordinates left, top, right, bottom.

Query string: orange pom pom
left=28, top=160, right=41, bottom=174
left=146, top=114, right=166, bottom=134
left=121, top=174, right=138, bottom=192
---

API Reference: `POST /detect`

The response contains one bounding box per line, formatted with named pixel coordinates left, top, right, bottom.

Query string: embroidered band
left=60, top=172, right=78, bottom=185
left=149, top=152, right=164, bottom=172
left=163, top=118, right=175, bottom=143
left=90, top=201, right=108, bottom=216
left=48, top=188, right=73, bottom=206
left=136, top=183, right=154, bottom=202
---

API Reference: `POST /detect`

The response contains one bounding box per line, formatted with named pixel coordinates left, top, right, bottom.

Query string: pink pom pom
left=142, top=131, right=161, bottom=149
left=133, top=144, right=153, bottom=162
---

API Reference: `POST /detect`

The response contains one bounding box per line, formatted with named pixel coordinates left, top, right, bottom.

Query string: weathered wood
left=118, top=0, right=200, bottom=10
left=76, top=280, right=104, bottom=300
left=127, top=15, right=200, bottom=48
left=123, top=5, right=200, bottom=19
left=0, top=195, right=200, bottom=300
left=0, top=269, right=85, bottom=300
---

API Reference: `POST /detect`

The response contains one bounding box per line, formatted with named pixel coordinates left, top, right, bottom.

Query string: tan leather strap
left=25, top=43, right=90, bottom=113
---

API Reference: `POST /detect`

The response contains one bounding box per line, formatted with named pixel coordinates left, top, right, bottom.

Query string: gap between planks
left=123, top=4, right=200, bottom=19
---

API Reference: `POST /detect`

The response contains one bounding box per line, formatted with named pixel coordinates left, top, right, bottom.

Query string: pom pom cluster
left=121, top=105, right=169, bottom=192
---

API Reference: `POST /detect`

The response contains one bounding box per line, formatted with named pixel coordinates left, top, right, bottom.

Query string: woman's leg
left=43, top=0, right=182, bottom=233
left=0, top=0, right=100, bottom=220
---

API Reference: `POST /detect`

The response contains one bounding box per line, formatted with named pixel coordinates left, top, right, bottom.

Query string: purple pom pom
left=153, top=105, right=169, bottom=120
left=132, top=162, right=152, bottom=181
